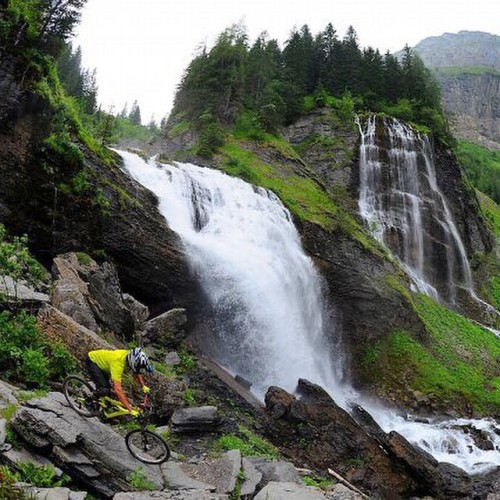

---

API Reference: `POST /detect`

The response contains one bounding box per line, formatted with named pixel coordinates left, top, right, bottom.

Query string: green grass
left=434, top=66, right=500, bottom=77
left=214, top=426, right=279, bottom=459
left=476, top=190, right=500, bottom=238
left=363, top=294, right=500, bottom=414
left=455, top=141, right=500, bottom=205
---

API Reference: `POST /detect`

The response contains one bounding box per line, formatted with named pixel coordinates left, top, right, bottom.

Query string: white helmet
left=127, top=347, right=153, bottom=374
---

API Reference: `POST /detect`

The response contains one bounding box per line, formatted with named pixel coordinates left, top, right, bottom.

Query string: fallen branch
left=327, top=467, right=370, bottom=498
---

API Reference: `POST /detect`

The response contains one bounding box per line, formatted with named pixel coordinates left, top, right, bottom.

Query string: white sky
left=74, top=0, right=499, bottom=125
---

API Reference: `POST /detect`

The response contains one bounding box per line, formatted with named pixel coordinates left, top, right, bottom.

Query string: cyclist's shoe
left=129, top=408, right=140, bottom=418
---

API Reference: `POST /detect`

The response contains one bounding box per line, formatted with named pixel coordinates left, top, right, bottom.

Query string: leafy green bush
left=16, top=462, right=70, bottom=488
left=0, top=310, right=76, bottom=388
left=0, top=224, right=45, bottom=301
left=22, top=350, right=50, bottom=386
left=128, top=467, right=155, bottom=491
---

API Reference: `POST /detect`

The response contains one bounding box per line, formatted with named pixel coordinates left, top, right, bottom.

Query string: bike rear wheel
left=125, top=429, right=170, bottom=464
left=63, top=375, right=98, bottom=418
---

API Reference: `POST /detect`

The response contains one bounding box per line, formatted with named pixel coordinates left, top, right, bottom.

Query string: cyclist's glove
left=142, top=385, right=151, bottom=394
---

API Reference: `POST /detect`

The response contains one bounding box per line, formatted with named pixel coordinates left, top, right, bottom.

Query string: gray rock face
left=0, top=418, right=6, bottom=445
left=253, top=481, right=326, bottom=500
left=241, top=457, right=262, bottom=497
left=246, top=458, right=302, bottom=485
left=52, top=253, right=145, bottom=338
left=180, top=449, right=241, bottom=495
left=10, top=392, right=164, bottom=497
left=114, top=491, right=228, bottom=499
left=142, top=308, right=187, bottom=347
left=170, top=406, right=222, bottom=433
left=14, top=485, right=88, bottom=500
left=409, top=31, right=500, bottom=149
left=0, top=276, right=50, bottom=305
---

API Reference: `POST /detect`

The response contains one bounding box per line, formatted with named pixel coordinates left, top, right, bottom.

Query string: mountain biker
left=85, top=347, right=153, bottom=416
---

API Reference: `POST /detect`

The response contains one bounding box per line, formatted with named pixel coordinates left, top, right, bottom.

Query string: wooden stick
left=327, top=468, right=370, bottom=498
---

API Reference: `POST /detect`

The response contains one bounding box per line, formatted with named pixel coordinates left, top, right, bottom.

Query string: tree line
left=170, top=23, right=446, bottom=139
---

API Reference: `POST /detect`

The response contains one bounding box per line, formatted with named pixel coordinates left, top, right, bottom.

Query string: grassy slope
left=362, top=294, right=500, bottom=415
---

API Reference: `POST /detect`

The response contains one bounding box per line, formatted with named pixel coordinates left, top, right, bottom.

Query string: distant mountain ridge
left=408, top=31, right=500, bottom=149
left=414, top=31, right=500, bottom=69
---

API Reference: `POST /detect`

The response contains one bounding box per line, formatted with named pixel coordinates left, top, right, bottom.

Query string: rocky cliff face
left=0, top=57, right=200, bottom=315
left=409, top=31, right=500, bottom=149
left=435, top=71, right=500, bottom=149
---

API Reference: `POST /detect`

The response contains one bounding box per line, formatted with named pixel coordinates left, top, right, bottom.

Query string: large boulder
left=52, top=253, right=149, bottom=338
left=264, top=380, right=413, bottom=497
left=10, top=392, right=164, bottom=497
left=142, top=308, right=187, bottom=348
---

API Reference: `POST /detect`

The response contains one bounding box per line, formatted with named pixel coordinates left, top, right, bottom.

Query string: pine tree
left=128, top=100, right=142, bottom=125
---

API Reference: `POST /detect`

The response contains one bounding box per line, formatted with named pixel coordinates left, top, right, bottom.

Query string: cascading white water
left=117, top=150, right=341, bottom=400
left=357, top=115, right=473, bottom=303
left=117, top=149, right=500, bottom=474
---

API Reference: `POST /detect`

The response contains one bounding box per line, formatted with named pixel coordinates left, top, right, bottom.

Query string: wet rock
left=142, top=308, right=187, bottom=347
left=264, top=386, right=295, bottom=419
left=234, top=375, right=252, bottom=390
left=170, top=406, right=222, bottom=433
left=264, top=382, right=413, bottom=497
left=387, top=431, right=472, bottom=497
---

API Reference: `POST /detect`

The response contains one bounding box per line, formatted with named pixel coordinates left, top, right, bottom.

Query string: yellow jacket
left=88, top=349, right=128, bottom=383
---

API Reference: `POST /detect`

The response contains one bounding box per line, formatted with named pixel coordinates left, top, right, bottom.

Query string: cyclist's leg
left=85, top=357, right=111, bottom=397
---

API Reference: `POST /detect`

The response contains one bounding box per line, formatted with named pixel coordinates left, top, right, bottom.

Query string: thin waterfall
left=117, top=149, right=500, bottom=474
left=117, top=150, right=341, bottom=400
left=357, top=115, right=473, bottom=303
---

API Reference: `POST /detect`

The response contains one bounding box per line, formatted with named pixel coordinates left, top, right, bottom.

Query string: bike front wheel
left=62, top=375, right=98, bottom=418
left=125, top=429, right=170, bottom=464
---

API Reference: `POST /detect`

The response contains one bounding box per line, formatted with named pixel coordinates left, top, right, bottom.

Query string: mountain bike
left=62, top=374, right=170, bottom=464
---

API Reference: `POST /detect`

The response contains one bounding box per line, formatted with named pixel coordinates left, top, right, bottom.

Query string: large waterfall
left=357, top=115, right=473, bottom=303
left=118, top=150, right=500, bottom=474
left=117, top=150, right=340, bottom=399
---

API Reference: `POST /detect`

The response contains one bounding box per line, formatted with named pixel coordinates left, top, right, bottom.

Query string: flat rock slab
left=254, top=481, right=327, bottom=499
left=179, top=449, right=241, bottom=495
left=10, top=391, right=164, bottom=496
left=161, top=461, right=216, bottom=491
left=246, top=458, right=301, bottom=484
left=114, top=491, right=229, bottom=499
left=170, top=406, right=222, bottom=433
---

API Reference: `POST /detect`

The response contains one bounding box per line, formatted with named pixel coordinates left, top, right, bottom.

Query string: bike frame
left=98, top=394, right=150, bottom=420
